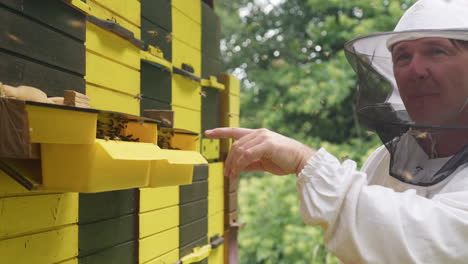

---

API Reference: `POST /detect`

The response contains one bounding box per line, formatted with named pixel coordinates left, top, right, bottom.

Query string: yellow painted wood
left=0, top=170, right=46, bottom=197
left=172, top=7, right=201, bottom=50
left=172, top=106, right=201, bottom=134
left=139, top=205, right=179, bottom=238
left=219, top=74, right=240, bottom=96
left=200, top=76, right=225, bottom=90
left=172, top=38, right=201, bottom=76
left=92, top=0, right=140, bottom=27
left=201, top=138, right=220, bottom=160
left=86, top=0, right=140, bottom=38
left=208, top=162, right=224, bottom=192
left=86, top=84, right=140, bottom=115
left=144, top=248, right=178, bottom=264
left=26, top=104, right=97, bottom=145
left=56, top=258, right=78, bottom=264
left=172, top=74, right=201, bottom=111
left=85, top=51, right=140, bottom=96
left=125, top=121, right=158, bottom=144
left=225, top=114, right=239, bottom=127
left=228, top=95, right=240, bottom=115
left=0, top=193, right=78, bottom=239
left=172, top=0, right=201, bottom=24
left=0, top=225, right=78, bottom=264
left=86, top=21, right=140, bottom=70
left=149, top=161, right=193, bottom=188
left=140, top=186, right=179, bottom=213
left=208, top=211, right=224, bottom=238
left=208, top=187, right=224, bottom=216
left=41, top=140, right=151, bottom=192
left=139, top=227, right=179, bottom=264
left=207, top=244, right=224, bottom=264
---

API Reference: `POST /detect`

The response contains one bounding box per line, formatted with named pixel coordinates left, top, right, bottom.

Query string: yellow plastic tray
left=41, top=139, right=152, bottom=192
left=41, top=140, right=207, bottom=192
left=148, top=149, right=207, bottom=188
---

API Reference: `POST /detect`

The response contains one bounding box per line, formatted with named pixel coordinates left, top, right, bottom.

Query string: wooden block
left=64, top=90, right=90, bottom=108
left=78, top=214, right=136, bottom=257
left=145, top=248, right=178, bottom=264
left=226, top=191, right=238, bottom=213
left=0, top=6, right=85, bottom=75
left=79, top=240, right=136, bottom=264
left=143, top=110, right=174, bottom=128
left=180, top=180, right=208, bottom=205
left=179, top=199, right=207, bottom=226
left=225, top=177, right=239, bottom=193
left=0, top=50, right=85, bottom=97
left=139, top=205, right=179, bottom=238
left=0, top=225, right=78, bottom=264
left=0, top=193, right=78, bottom=239
left=179, top=235, right=206, bottom=259
left=139, top=186, right=179, bottom=213
left=79, top=189, right=137, bottom=224
left=0, top=0, right=86, bottom=41
left=139, top=227, right=179, bottom=264
left=179, top=217, right=208, bottom=248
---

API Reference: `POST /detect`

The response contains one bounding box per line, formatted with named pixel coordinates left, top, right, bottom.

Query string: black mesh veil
left=344, top=30, right=468, bottom=186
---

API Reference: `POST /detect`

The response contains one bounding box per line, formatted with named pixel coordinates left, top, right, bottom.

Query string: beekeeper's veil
left=345, top=0, right=468, bottom=186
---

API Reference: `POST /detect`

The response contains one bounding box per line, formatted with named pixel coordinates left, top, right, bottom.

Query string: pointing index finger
left=204, top=127, right=253, bottom=140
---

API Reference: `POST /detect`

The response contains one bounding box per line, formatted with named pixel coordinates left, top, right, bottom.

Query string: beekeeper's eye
left=393, top=52, right=411, bottom=65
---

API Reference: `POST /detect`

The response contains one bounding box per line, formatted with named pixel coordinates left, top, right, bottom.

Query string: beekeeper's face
left=392, top=37, right=468, bottom=126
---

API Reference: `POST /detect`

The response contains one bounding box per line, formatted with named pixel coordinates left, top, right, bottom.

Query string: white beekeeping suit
left=297, top=0, right=468, bottom=263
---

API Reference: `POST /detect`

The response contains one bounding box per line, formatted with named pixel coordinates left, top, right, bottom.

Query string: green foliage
left=216, top=0, right=415, bottom=263
left=238, top=175, right=339, bottom=264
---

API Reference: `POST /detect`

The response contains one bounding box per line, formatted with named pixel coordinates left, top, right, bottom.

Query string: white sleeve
left=297, top=148, right=468, bottom=263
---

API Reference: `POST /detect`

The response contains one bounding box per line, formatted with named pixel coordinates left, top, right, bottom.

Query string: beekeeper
left=206, top=0, right=468, bottom=262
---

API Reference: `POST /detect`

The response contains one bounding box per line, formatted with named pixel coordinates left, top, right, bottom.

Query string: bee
left=147, top=30, right=158, bottom=37
left=134, top=93, right=143, bottom=100
left=165, top=33, right=173, bottom=43
left=199, top=91, right=207, bottom=98
left=401, top=170, right=414, bottom=182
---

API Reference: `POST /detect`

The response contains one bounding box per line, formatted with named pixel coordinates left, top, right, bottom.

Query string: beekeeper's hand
left=205, top=127, right=316, bottom=179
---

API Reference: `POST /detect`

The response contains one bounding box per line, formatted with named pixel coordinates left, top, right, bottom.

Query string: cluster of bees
left=96, top=116, right=140, bottom=142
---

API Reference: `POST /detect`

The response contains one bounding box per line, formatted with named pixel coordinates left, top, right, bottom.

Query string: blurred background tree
left=215, top=0, right=414, bottom=263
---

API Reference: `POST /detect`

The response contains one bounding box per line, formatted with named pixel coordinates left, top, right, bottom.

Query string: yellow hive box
left=25, top=102, right=98, bottom=145
left=208, top=211, right=224, bottom=237
left=139, top=205, right=179, bottom=238
left=86, top=84, right=140, bottom=115
left=139, top=186, right=179, bottom=213
left=0, top=170, right=44, bottom=197
left=208, top=187, right=224, bottom=216
left=0, top=193, right=78, bottom=239
left=208, top=244, right=224, bottom=264
left=86, top=50, right=140, bottom=96
left=145, top=248, right=179, bottom=264
left=172, top=38, right=201, bottom=76
left=172, top=0, right=201, bottom=24
left=91, top=0, right=140, bottom=28
left=86, top=22, right=140, bottom=70
left=139, top=227, right=179, bottom=264
left=172, top=7, right=201, bottom=51
left=172, top=106, right=201, bottom=133
left=201, top=138, right=220, bottom=160
left=227, top=95, right=240, bottom=116
left=0, top=225, right=78, bottom=264
left=208, top=162, right=224, bottom=192
left=219, top=73, right=240, bottom=96
left=158, top=128, right=199, bottom=151
left=172, top=74, right=201, bottom=111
